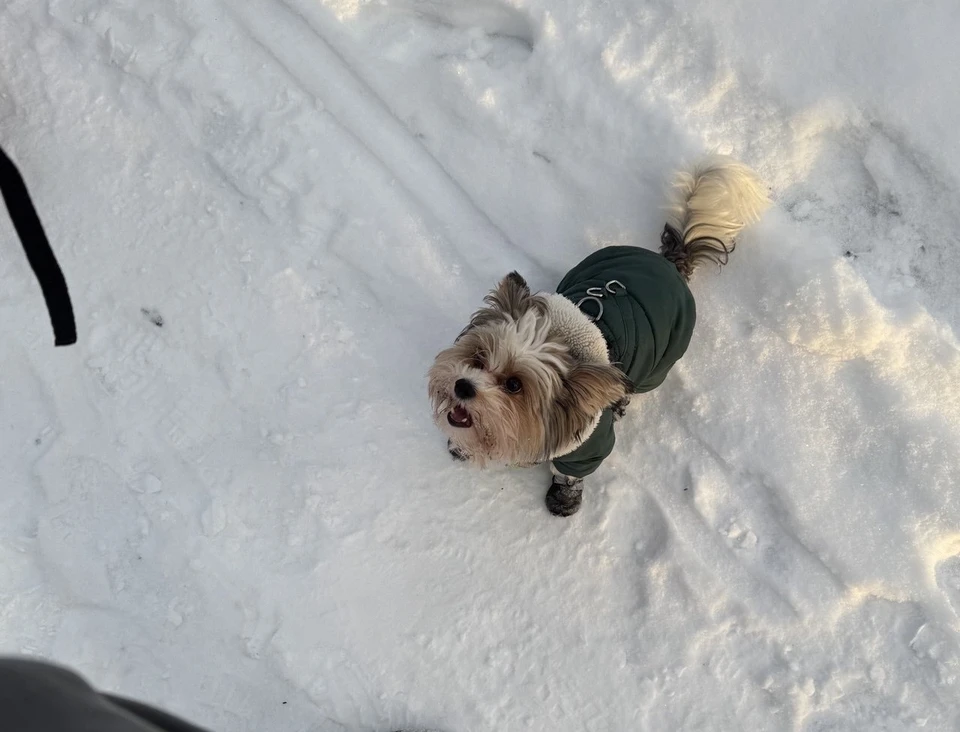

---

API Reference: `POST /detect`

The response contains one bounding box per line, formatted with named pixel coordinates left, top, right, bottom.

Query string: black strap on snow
left=0, top=146, right=76, bottom=346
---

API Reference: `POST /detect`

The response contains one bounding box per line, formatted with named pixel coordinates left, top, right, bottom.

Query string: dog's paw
left=545, top=475, right=584, bottom=517
left=448, top=440, right=469, bottom=462
left=611, top=396, right=631, bottom=422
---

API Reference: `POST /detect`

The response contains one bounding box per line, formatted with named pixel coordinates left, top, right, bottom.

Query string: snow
left=1, top=0, right=959, bottom=729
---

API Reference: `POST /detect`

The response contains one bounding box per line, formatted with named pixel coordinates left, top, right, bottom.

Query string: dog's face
left=428, top=273, right=627, bottom=466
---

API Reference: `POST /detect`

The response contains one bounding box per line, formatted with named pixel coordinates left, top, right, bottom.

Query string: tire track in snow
left=220, top=0, right=538, bottom=281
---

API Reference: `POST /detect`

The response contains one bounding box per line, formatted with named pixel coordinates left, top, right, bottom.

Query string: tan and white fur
left=428, top=155, right=770, bottom=515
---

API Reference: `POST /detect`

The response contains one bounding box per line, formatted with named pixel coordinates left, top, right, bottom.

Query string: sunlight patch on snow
left=478, top=87, right=497, bottom=109
left=772, top=261, right=891, bottom=361
left=601, top=25, right=652, bottom=84
left=320, top=0, right=366, bottom=22
left=785, top=99, right=864, bottom=181
left=690, top=69, right=738, bottom=117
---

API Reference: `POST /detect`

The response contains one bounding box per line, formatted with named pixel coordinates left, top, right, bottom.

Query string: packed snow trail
left=2, top=0, right=959, bottom=730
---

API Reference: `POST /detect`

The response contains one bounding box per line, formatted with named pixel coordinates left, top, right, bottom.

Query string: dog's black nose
left=454, top=379, right=476, bottom=400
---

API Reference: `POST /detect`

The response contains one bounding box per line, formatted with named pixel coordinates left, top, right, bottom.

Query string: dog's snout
left=454, top=379, right=476, bottom=400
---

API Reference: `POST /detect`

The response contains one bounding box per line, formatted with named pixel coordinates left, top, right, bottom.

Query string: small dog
left=428, top=156, right=770, bottom=516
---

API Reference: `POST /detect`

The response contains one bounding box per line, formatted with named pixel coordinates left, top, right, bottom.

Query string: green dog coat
left=549, top=246, right=697, bottom=478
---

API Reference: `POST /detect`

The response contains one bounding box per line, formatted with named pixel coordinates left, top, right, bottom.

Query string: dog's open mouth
left=447, top=406, right=473, bottom=429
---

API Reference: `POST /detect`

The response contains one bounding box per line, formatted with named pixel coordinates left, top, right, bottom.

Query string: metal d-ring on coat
left=574, top=279, right=627, bottom=322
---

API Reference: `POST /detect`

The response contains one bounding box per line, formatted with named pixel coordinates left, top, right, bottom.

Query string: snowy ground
left=2, top=0, right=960, bottom=729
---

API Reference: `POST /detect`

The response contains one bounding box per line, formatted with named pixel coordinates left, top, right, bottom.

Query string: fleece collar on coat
left=543, top=293, right=610, bottom=366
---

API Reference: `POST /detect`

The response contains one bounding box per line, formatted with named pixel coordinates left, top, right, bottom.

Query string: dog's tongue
left=450, top=406, right=472, bottom=426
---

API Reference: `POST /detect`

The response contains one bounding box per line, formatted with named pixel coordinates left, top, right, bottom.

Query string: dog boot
left=545, top=475, right=584, bottom=516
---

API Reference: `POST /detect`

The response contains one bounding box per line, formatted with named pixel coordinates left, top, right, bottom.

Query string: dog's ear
left=457, top=272, right=537, bottom=341
left=483, top=271, right=531, bottom=318
left=545, top=363, right=628, bottom=455
left=563, top=362, right=628, bottom=419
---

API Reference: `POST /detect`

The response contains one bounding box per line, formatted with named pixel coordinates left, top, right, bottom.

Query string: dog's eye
left=503, top=377, right=522, bottom=394
left=471, top=353, right=486, bottom=370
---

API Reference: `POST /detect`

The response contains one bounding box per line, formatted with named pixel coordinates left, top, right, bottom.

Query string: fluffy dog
left=428, top=156, right=770, bottom=516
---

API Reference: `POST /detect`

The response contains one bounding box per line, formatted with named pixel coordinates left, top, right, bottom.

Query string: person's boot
left=545, top=474, right=584, bottom=516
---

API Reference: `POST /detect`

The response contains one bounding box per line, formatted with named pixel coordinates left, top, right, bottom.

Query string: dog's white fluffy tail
left=660, top=155, right=771, bottom=280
